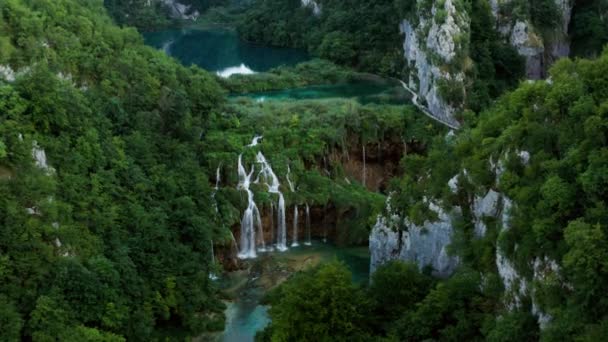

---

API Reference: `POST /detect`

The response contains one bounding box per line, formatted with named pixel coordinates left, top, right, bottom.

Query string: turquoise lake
left=143, top=28, right=310, bottom=74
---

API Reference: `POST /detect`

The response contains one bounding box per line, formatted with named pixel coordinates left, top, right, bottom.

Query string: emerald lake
left=143, top=28, right=310, bottom=76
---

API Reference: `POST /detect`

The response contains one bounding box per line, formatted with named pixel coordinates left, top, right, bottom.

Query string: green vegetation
left=3, top=0, right=608, bottom=340
left=0, top=1, right=441, bottom=339
left=202, top=98, right=440, bottom=245
left=104, top=0, right=226, bottom=29
left=218, top=59, right=355, bottom=94
left=258, top=261, right=372, bottom=341
left=570, top=0, right=608, bottom=57
left=0, top=0, right=226, bottom=339
left=237, top=0, right=406, bottom=76
left=255, top=38, right=608, bottom=342
left=467, top=0, right=525, bottom=112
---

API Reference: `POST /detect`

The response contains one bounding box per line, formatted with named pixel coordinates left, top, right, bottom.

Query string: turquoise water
left=220, top=241, right=370, bottom=341
left=143, top=28, right=310, bottom=73
left=233, top=80, right=409, bottom=105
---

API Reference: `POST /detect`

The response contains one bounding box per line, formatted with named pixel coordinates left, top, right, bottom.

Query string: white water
left=286, top=165, right=295, bottom=192
left=277, top=193, right=288, bottom=251
left=255, top=152, right=280, bottom=193
left=291, top=205, right=299, bottom=247
left=216, top=63, right=257, bottom=78
left=254, top=205, right=266, bottom=251
left=212, top=164, right=222, bottom=213
left=248, top=135, right=263, bottom=147
left=237, top=155, right=259, bottom=259
left=305, top=203, right=312, bottom=246
left=209, top=240, right=219, bottom=280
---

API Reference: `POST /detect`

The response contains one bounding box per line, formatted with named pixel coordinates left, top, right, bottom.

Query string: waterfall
left=286, top=165, right=295, bottom=192
left=362, top=144, right=366, bottom=187
left=291, top=205, right=299, bottom=247
left=237, top=155, right=258, bottom=259
left=209, top=240, right=218, bottom=280
left=212, top=164, right=221, bottom=213
left=277, top=193, right=288, bottom=251
left=215, top=164, right=221, bottom=190
left=305, top=203, right=312, bottom=246
left=255, top=150, right=288, bottom=252
left=254, top=205, right=266, bottom=251
left=255, top=152, right=280, bottom=193
left=248, top=135, right=263, bottom=147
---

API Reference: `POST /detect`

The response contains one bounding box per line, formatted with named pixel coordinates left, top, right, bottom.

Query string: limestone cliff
left=369, top=149, right=560, bottom=327
left=400, top=0, right=469, bottom=129
left=490, top=0, right=573, bottom=79
left=400, top=0, right=573, bottom=126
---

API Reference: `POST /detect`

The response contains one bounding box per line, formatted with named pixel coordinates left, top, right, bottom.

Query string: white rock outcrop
left=370, top=197, right=460, bottom=278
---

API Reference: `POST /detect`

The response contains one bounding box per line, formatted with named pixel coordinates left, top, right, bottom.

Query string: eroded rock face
left=400, top=0, right=573, bottom=122
left=491, top=0, right=573, bottom=79
left=369, top=197, right=460, bottom=278
left=370, top=150, right=560, bottom=328
left=400, top=0, right=468, bottom=128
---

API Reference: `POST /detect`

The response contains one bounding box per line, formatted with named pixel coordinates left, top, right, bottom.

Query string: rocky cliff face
left=400, top=0, right=573, bottom=125
left=369, top=196, right=459, bottom=277
left=369, top=150, right=560, bottom=326
left=491, top=0, right=573, bottom=79
left=400, top=0, right=468, bottom=128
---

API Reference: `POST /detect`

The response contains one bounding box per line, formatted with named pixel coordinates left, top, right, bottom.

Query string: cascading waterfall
left=277, top=193, right=287, bottom=251
left=255, top=151, right=287, bottom=252
left=292, top=205, right=299, bottom=247
left=237, top=154, right=259, bottom=259
left=248, top=135, right=263, bottom=147
left=286, top=165, right=295, bottom=192
left=305, top=203, right=312, bottom=246
left=254, top=205, right=266, bottom=251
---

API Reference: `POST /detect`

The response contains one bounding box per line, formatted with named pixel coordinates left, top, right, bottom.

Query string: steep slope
left=0, top=0, right=226, bottom=340
left=371, top=48, right=608, bottom=338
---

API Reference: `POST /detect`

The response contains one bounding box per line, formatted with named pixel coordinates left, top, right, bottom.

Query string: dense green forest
left=0, top=0, right=438, bottom=340
left=2, top=0, right=608, bottom=340
left=259, top=48, right=608, bottom=341
left=0, top=0, right=227, bottom=339
left=237, top=0, right=407, bottom=76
